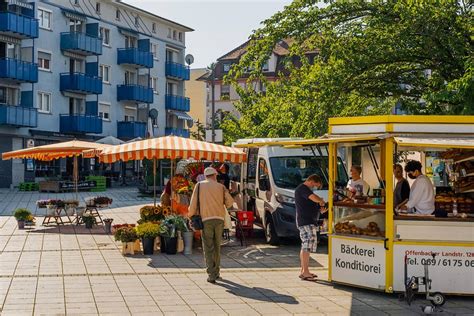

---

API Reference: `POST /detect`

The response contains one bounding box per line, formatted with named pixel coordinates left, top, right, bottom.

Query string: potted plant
left=114, top=225, right=138, bottom=255
left=103, top=218, right=113, bottom=234
left=82, top=214, right=95, bottom=229
left=36, top=199, right=50, bottom=208
left=136, top=222, right=160, bottom=255
left=94, top=196, right=113, bottom=207
left=14, top=208, right=32, bottom=229
left=180, top=217, right=194, bottom=255
left=160, top=216, right=181, bottom=255
left=138, top=205, right=167, bottom=224
left=64, top=199, right=79, bottom=216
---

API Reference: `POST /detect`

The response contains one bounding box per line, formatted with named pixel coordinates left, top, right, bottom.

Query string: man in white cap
left=189, top=167, right=234, bottom=283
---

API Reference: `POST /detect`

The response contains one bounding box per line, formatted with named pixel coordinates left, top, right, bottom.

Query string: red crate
left=236, top=211, right=254, bottom=238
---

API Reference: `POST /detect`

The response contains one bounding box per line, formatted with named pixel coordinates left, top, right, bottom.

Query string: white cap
left=204, top=167, right=217, bottom=177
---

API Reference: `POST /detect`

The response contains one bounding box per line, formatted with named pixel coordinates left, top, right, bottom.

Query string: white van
left=233, top=138, right=348, bottom=245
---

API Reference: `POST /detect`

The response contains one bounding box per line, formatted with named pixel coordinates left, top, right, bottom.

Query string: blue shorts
left=298, top=224, right=318, bottom=253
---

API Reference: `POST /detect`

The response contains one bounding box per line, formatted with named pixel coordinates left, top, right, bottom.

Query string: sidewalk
left=0, top=188, right=473, bottom=315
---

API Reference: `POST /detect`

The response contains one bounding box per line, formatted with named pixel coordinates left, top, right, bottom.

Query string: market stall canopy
left=2, top=140, right=111, bottom=161
left=96, top=136, right=247, bottom=163
left=95, top=136, right=125, bottom=146
left=394, top=137, right=474, bottom=150
left=234, top=134, right=384, bottom=148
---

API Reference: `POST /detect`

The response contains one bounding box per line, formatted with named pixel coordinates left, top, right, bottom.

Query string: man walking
left=295, top=174, right=327, bottom=281
left=189, top=167, right=234, bottom=283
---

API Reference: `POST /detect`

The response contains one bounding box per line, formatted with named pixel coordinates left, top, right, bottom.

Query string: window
left=99, top=65, right=110, bottom=83
left=152, top=23, right=156, bottom=33
left=99, top=27, right=110, bottom=46
left=135, top=16, right=139, bottom=26
left=96, top=2, right=101, bottom=14
left=125, top=35, right=137, bottom=48
left=150, top=77, right=158, bottom=94
left=262, top=60, right=269, bottom=71
left=74, top=0, right=79, bottom=5
left=125, top=71, right=136, bottom=85
left=150, top=43, right=158, bottom=60
left=69, top=19, right=82, bottom=32
left=173, top=30, right=177, bottom=40
left=178, top=32, right=182, bottom=42
left=223, top=63, right=231, bottom=72
left=220, top=85, right=230, bottom=100
left=37, top=51, right=51, bottom=71
left=37, top=92, right=51, bottom=113
left=38, top=8, right=51, bottom=30
left=166, top=82, right=176, bottom=95
left=124, top=107, right=136, bottom=122
left=99, top=103, right=110, bottom=121
left=115, top=9, right=120, bottom=20
left=0, top=87, right=19, bottom=105
left=167, top=28, right=172, bottom=38
left=69, top=98, right=84, bottom=115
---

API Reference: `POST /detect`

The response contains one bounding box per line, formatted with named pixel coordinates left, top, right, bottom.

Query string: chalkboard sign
left=59, top=180, right=96, bottom=190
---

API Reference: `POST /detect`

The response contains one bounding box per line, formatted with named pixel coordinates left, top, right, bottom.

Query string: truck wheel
left=431, top=292, right=445, bottom=306
left=265, top=215, right=280, bottom=245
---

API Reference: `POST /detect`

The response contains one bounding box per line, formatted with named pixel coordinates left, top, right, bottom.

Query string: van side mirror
left=258, top=175, right=270, bottom=191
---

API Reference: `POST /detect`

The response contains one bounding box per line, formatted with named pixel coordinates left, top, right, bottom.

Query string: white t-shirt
left=406, top=174, right=435, bottom=215
left=347, top=178, right=370, bottom=196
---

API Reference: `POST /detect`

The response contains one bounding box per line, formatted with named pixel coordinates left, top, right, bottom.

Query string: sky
left=124, top=0, right=293, bottom=69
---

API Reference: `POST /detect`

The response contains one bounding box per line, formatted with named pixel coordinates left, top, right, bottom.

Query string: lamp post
left=207, top=63, right=216, bottom=143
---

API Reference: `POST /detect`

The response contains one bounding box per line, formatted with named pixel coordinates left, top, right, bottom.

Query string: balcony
left=117, top=121, right=146, bottom=139
left=60, top=32, right=102, bottom=56
left=0, top=58, right=38, bottom=83
left=0, top=104, right=37, bottom=127
left=165, top=62, right=190, bottom=80
left=165, top=127, right=190, bottom=138
left=117, top=85, right=153, bottom=103
left=117, top=48, right=153, bottom=68
left=60, top=73, right=102, bottom=94
left=59, top=114, right=102, bottom=134
left=165, top=94, right=190, bottom=111
left=0, top=12, right=38, bottom=39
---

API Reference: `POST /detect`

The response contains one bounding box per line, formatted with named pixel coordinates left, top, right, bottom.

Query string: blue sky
left=125, top=0, right=293, bottom=68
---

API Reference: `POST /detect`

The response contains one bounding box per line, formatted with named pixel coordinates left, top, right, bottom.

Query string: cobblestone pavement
left=0, top=188, right=473, bottom=315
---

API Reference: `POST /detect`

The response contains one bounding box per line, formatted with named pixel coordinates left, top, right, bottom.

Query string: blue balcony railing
left=0, top=12, right=38, bottom=39
left=165, top=94, right=190, bottom=112
left=59, top=114, right=102, bottom=134
left=0, top=104, right=37, bottom=127
left=0, top=58, right=38, bottom=83
left=60, top=32, right=102, bottom=56
left=117, top=121, right=146, bottom=139
left=165, top=127, right=190, bottom=138
left=60, top=73, right=102, bottom=94
left=165, top=62, right=190, bottom=80
left=117, top=85, right=153, bottom=103
left=117, top=48, right=153, bottom=68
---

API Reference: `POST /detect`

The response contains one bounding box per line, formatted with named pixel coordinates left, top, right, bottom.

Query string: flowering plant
left=14, top=208, right=32, bottom=221
left=138, top=205, right=170, bottom=223
left=112, top=223, right=135, bottom=233
left=172, top=175, right=193, bottom=194
left=64, top=199, right=79, bottom=207
left=136, top=222, right=160, bottom=239
left=114, top=226, right=138, bottom=242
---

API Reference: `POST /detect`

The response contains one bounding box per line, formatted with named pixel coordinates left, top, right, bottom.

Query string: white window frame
left=150, top=43, right=158, bottom=60
left=37, top=50, right=52, bottom=71
left=37, top=7, right=52, bottom=30
left=152, top=23, right=156, bottom=33
left=178, top=32, right=183, bottom=42
left=115, top=9, right=120, bottom=21
left=99, top=27, right=110, bottom=46
left=37, top=91, right=52, bottom=114
left=99, top=64, right=111, bottom=84
left=98, top=102, right=111, bottom=121
left=173, top=30, right=177, bottom=40
left=150, top=77, right=158, bottom=94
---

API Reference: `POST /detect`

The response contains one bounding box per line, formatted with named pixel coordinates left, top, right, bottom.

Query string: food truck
left=241, top=115, right=474, bottom=296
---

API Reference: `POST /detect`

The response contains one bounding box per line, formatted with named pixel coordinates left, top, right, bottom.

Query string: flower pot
left=85, top=221, right=93, bottom=229
left=46, top=205, right=56, bottom=216
left=142, top=237, right=155, bottom=255
left=160, top=235, right=166, bottom=253
left=104, top=219, right=113, bottom=234
left=17, top=220, right=25, bottom=229
left=121, top=242, right=135, bottom=255
left=165, top=237, right=178, bottom=255
left=182, top=231, right=194, bottom=255
left=65, top=207, right=75, bottom=216
left=177, top=232, right=184, bottom=253
left=133, top=240, right=141, bottom=252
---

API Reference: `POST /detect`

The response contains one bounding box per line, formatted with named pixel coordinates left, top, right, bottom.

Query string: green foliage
left=223, top=0, right=474, bottom=143
left=114, top=226, right=138, bottom=242
left=81, top=215, right=95, bottom=226
left=136, top=222, right=160, bottom=239
left=159, top=215, right=189, bottom=237
left=14, top=208, right=32, bottom=221
left=191, top=120, right=206, bottom=141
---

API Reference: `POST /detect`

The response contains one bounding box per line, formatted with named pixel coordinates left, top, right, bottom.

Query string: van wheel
left=265, top=215, right=280, bottom=245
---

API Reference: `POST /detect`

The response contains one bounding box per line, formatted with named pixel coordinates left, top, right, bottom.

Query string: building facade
left=185, top=68, right=207, bottom=138
left=0, top=0, right=193, bottom=188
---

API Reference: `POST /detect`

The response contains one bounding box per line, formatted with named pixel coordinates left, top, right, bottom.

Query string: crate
left=86, top=176, right=106, bottom=192
left=19, top=182, right=39, bottom=191
left=236, top=211, right=254, bottom=238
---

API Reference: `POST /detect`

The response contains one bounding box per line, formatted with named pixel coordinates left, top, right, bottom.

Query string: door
left=69, top=59, right=82, bottom=73
left=69, top=19, right=83, bottom=32
left=255, top=157, right=271, bottom=219
left=125, top=71, right=136, bottom=85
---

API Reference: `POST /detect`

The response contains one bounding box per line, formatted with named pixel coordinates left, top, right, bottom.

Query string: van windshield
left=269, top=156, right=348, bottom=190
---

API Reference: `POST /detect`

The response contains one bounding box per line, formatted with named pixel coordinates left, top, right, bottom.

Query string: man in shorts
left=295, top=174, right=327, bottom=281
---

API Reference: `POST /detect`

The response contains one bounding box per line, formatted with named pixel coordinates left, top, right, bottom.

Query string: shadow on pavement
left=217, top=278, right=299, bottom=304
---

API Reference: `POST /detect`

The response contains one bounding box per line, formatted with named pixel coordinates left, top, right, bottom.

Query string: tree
left=222, top=0, right=473, bottom=143
left=190, top=120, right=206, bottom=141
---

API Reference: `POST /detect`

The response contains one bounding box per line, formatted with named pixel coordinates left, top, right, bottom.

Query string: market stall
left=244, top=115, right=474, bottom=296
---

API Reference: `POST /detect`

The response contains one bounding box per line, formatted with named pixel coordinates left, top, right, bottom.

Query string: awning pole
left=74, top=155, right=78, bottom=201
left=153, top=157, right=157, bottom=207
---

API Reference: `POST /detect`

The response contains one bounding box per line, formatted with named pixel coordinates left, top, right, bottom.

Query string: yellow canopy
left=2, top=140, right=111, bottom=161
left=234, top=135, right=384, bottom=148
left=394, top=137, right=474, bottom=150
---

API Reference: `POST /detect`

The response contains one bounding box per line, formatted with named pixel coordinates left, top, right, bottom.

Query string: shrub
left=14, top=208, right=32, bottom=221
left=136, top=222, right=160, bottom=239
left=82, top=214, right=95, bottom=226
left=114, top=226, right=138, bottom=242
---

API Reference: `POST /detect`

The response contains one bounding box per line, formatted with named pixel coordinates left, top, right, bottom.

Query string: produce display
left=334, top=221, right=385, bottom=237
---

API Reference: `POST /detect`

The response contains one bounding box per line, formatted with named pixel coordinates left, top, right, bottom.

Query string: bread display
left=334, top=220, right=385, bottom=237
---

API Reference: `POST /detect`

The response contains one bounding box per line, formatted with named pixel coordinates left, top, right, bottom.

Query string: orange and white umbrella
left=96, top=136, right=246, bottom=163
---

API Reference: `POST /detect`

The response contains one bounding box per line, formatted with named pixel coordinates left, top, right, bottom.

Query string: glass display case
left=333, top=202, right=386, bottom=238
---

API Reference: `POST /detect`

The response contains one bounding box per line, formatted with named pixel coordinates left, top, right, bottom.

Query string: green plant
left=82, top=214, right=95, bottom=226
left=114, top=226, right=138, bottom=242
left=14, top=208, right=32, bottom=221
left=139, top=205, right=168, bottom=223
left=136, top=222, right=160, bottom=239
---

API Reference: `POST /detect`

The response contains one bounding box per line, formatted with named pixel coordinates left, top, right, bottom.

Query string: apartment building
left=0, top=0, right=193, bottom=187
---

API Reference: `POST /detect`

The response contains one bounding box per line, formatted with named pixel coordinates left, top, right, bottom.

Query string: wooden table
left=42, top=207, right=73, bottom=225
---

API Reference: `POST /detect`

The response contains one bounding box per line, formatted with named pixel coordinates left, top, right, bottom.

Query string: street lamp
left=207, top=63, right=216, bottom=143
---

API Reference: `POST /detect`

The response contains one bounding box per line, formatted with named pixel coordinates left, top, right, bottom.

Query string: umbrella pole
left=153, top=157, right=156, bottom=207
left=74, top=155, right=78, bottom=201
left=171, top=159, right=175, bottom=213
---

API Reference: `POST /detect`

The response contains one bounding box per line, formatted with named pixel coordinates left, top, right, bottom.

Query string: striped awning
left=0, top=34, right=21, bottom=45
left=169, top=110, right=193, bottom=121
left=94, top=135, right=246, bottom=163
left=8, top=0, right=33, bottom=9
left=2, top=140, right=111, bottom=161
left=62, top=9, right=87, bottom=22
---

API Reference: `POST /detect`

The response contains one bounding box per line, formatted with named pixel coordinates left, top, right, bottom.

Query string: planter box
left=121, top=242, right=136, bottom=255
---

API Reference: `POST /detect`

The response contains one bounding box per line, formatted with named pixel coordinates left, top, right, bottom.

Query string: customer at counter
left=399, top=160, right=435, bottom=215
left=394, top=164, right=410, bottom=208
left=347, top=165, right=370, bottom=198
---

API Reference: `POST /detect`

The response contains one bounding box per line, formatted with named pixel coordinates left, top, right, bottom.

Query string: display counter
left=333, top=202, right=386, bottom=238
